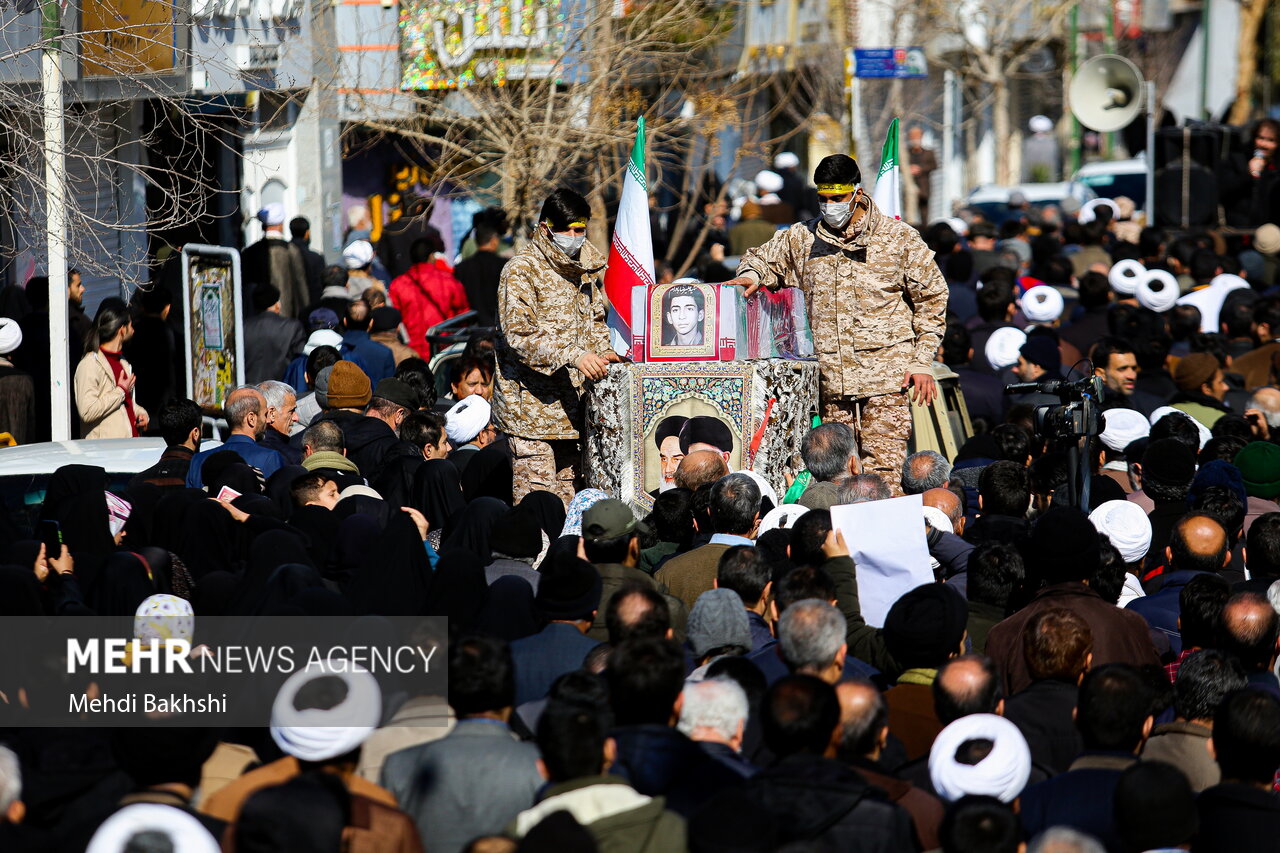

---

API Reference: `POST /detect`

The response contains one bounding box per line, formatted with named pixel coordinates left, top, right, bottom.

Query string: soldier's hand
left=603, top=351, right=625, bottom=364
left=576, top=353, right=609, bottom=381
left=725, top=275, right=762, bottom=298
left=903, top=370, right=938, bottom=407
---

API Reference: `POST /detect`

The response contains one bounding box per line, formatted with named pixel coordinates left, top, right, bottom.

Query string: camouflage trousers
left=820, top=392, right=912, bottom=496
left=509, top=435, right=581, bottom=508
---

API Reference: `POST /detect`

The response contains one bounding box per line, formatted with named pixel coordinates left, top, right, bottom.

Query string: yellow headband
left=543, top=220, right=588, bottom=230
left=816, top=184, right=858, bottom=194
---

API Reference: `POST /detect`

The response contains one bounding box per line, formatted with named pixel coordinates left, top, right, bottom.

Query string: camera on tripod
left=1003, top=375, right=1107, bottom=443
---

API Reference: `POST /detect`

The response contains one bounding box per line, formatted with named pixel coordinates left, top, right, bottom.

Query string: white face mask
left=820, top=200, right=852, bottom=229
left=552, top=231, right=586, bottom=256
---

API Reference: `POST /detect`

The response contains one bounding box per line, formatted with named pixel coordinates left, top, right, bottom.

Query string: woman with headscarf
left=89, top=551, right=162, bottom=620
left=229, top=528, right=314, bottom=616
left=561, top=488, right=609, bottom=537
left=441, top=496, right=507, bottom=562
left=256, top=563, right=326, bottom=616
left=265, top=465, right=309, bottom=518
left=150, top=488, right=208, bottom=553
left=174, top=499, right=250, bottom=579
left=520, top=490, right=568, bottom=544
left=40, top=464, right=115, bottom=557
left=192, top=571, right=238, bottom=617
left=333, top=514, right=382, bottom=584
left=410, top=458, right=466, bottom=550
left=474, top=575, right=542, bottom=642
left=459, top=441, right=514, bottom=505
left=347, top=511, right=433, bottom=616
left=0, top=564, right=47, bottom=616
left=424, top=548, right=490, bottom=633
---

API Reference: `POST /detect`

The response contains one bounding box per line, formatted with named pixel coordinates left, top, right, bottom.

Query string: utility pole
left=42, top=0, right=70, bottom=442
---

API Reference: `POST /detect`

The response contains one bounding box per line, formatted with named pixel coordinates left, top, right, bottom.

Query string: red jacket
left=389, top=261, right=470, bottom=357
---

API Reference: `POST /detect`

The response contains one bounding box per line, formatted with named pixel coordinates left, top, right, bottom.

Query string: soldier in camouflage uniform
left=729, top=154, right=947, bottom=493
left=493, top=189, right=621, bottom=506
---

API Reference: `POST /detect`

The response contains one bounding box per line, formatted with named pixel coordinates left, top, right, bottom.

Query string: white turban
left=87, top=804, right=220, bottom=853
left=257, top=202, right=285, bottom=227
left=343, top=239, right=375, bottom=269
left=270, top=660, right=381, bottom=763
left=1029, top=115, right=1054, bottom=134
left=1100, top=408, right=1150, bottom=453
left=754, top=170, right=785, bottom=194
left=0, top=317, right=21, bottom=355
left=985, top=327, right=1027, bottom=370
left=1149, top=405, right=1213, bottom=448
left=759, top=503, right=808, bottom=534
left=774, top=152, right=801, bottom=170
left=1109, top=259, right=1146, bottom=295
left=445, top=393, right=492, bottom=445
left=1021, top=285, right=1064, bottom=324
left=929, top=713, right=1032, bottom=803
left=734, top=469, right=778, bottom=510
left=1078, top=197, right=1121, bottom=225
left=1137, top=269, right=1180, bottom=313
left=304, top=328, right=344, bottom=356
left=1089, top=499, right=1153, bottom=565
left=1177, top=273, right=1250, bottom=333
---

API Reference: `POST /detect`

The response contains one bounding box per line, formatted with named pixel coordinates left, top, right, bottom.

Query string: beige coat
left=493, top=228, right=612, bottom=440
left=73, top=350, right=147, bottom=439
left=737, top=196, right=948, bottom=399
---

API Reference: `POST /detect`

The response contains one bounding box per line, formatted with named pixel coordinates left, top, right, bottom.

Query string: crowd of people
left=5, top=147, right=1280, bottom=852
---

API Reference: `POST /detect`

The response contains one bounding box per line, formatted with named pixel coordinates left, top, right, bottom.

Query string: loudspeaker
left=1070, top=55, right=1145, bottom=133
left=1153, top=165, right=1219, bottom=228
left=1154, top=124, right=1229, bottom=171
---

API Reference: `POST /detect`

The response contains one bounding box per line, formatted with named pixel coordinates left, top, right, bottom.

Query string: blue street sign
left=854, top=47, right=928, bottom=79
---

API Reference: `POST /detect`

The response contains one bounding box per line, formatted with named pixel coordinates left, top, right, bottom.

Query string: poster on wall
left=181, top=245, right=244, bottom=412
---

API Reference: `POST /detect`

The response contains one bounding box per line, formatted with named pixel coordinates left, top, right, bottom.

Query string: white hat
left=1177, top=273, right=1250, bottom=333
left=759, top=503, right=809, bottom=534
left=985, top=326, right=1028, bottom=370
left=734, top=469, right=779, bottom=510
left=1077, top=197, right=1121, bottom=225
left=922, top=505, right=954, bottom=534
left=1089, top=499, right=1153, bottom=565
left=338, top=484, right=383, bottom=502
left=1029, top=115, right=1054, bottom=134
left=774, top=152, right=801, bottom=170
left=87, top=804, right=220, bottom=853
left=304, top=328, right=344, bottom=356
left=1020, top=285, right=1064, bottom=324
left=0, top=317, right=21, bottom=354
left=343, top=239, right=375, bottom=269
left=270, top=660, right=381, bottom=762
left=1109, top=259, right=1147, bottom=295
left=1099, top=408, right=1150, bottom=453
left=1149, top=406, right=1213, bottom=448
left=754, top=170, right=785, bottom=194
left=445, top=393, right=492, bottom=445
left=1137, top=269, right=1180, bottom=313
left=257, top=202, right=285, bottom=227
left=929, top=713, right=1032, bottom=804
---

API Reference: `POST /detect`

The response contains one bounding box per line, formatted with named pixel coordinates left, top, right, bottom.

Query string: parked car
left=1072, top=156, right=1147, bottom=213
left=0, top=437, right=220, bottom=536
left=963, top=181, right=1098, bottom=225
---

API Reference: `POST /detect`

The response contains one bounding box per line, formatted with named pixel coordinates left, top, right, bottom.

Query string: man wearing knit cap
left=985, top=507, right=1159, bottom=695
left=1235, top=440, right=1280, bottom=501
left=0, top=317, right=33, bottom=445
left=444, top=394, right=496, bottom=477
left=509, top=552, right=602, bottom=705
left=1170, top=352, right=1230, bottom=429
left=581, top=498, right=683, bottom=643
left=687, top=588, right=753, bottom=670
left=729, top=153, right=948, bottom=494
left=242, top=202, right=309, bottom=319
left=1010, top=334, right=1063, bottom=408
left=880, top=583, right=969, bottom=760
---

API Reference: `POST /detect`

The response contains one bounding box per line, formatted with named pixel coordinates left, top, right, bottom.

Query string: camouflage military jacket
left=737, top=196, right=948, bottom=399
left=493, top=228, right=613, bottom=440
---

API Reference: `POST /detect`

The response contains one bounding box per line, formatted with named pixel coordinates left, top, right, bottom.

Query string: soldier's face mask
left=818, top=187, right=859, bottom=229
left=547, top=222, right=587, bottom=256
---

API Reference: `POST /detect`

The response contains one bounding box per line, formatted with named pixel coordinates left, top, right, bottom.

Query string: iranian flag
left=872, top=117, right=902, bottom=220
left=603, top=117, right=654, bottom=358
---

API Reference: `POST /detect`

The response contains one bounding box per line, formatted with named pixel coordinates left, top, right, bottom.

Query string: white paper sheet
left=830, top=494, right=935, bottom=628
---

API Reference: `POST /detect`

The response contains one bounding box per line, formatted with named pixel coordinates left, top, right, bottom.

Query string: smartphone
left=36, top=520, right=62, bottom=556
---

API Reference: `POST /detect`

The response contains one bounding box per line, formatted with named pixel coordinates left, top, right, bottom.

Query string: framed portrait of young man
left=647, top=279, right=718, bottom=362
